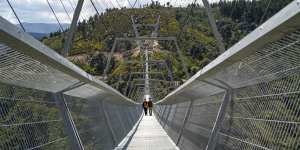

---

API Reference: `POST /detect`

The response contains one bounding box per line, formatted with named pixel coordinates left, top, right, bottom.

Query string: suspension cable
left=127, top=0, right=138, bottom=8
left=59, top=0, right=72, bottom=22
left=46, top=0, right=64, bottom=32
left=100, top=0, right=110, bottom=9
left=67, top=0, right=75, bottom=10
left=105, top=0, right=114, bottom=8
left=5, top=0, right=26, bottom=32
left=94, top=0, right=105, bottom=11
left=90, top=0, right=101, bottom=15
left=259, top=0, right=272, bottom=25
left=176, top=0, right=197, bottom=39
left=115, top=0, right=122, bottom=8
left=90, top=0, right=109, bottom=31
left=230, top=0, right=237, bottom=19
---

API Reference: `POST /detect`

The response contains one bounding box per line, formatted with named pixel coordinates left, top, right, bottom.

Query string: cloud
left=0, top=0, right=224, bottom=24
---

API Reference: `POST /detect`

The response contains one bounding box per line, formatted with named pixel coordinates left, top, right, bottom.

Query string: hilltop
left=42, top=0, right=293, bottom=82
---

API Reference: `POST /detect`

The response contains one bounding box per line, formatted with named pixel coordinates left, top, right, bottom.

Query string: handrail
left=0, top=16, right=137, bottom=105
left=156, top=0, right=300, bottom=104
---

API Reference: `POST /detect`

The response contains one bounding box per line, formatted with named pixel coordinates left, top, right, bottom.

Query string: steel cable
left=5, top=0, right=26, bottom=32
left=59, top=0, right=72, bottom=22
left=46, top=0, right=64, bottom=32
left=259, top=0, right=272, bottom=25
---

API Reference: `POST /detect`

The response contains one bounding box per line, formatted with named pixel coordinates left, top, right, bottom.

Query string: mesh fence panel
left=0, top=83, right=71, bottom=150
left=63, top=95, right=141, bottom=150
left=155, top=1, right=300, bottom=150
left=0, top=15, right=142, bottom=150
left=0, top=71, right=142, bottom=150
left=1, top=0, right=300, bottom=149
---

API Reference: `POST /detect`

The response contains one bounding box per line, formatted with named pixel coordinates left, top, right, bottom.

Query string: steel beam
left=101, top=100, right=118, bottom=145
left=104, top=40, right=117, bottom=78
left=59, top=82, right=86, bottom=93
left=130, top=71, right=164, bottom=75
left=159, top=105, right=168, bottom=124
left=124, top=60, right=167, bottom=64
left=152, top=15, right=160, bottom=37
left=128, top=86, right=136, bottom=99
left=176, top=100, right=194, bottom=145
left=131, top=16, right=140, bottom=37
left=163, top=105, right=174, bottom=128
left=174, top=40, right=190, bottom=78
left=202, top=0, right=226, bottom=53
left=135, top=24, right=157, bottom=27
left=63, top=0, right=84, bottom=56
left=205, top=80, right=232, bottom=150
left=53, top=93, right=84, bottom=150
left=165, top=60, right=174, bottom=81
left=116, top=37, right=176, bottom=41
left=117, top=78, right=174, bottom=83
left=125, top=73, right=133, bottom=96
left=127, top=60, right=173, bottom=81
left=201, top=80, right=227, bottom=90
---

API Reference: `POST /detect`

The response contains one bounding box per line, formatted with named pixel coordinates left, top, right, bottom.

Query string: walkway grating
left=115, top=115, right=179, bottom=150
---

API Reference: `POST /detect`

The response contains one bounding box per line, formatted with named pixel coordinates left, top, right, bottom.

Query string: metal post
left=165, top=60, right=174, bottom=81
left=176, top=100, right=194, bottom=145
left=131, top=16, right=140, bottom=37
left=174, top=40, right=190, bottom=78
left=101, top=100, right=118, bottom=145
left=202, top=0, right=226, bottom=54
left=53, top=93, right=85, bottom=150
left=206, top=89, right=233, bottom=150
left=128, top=85, right=136, bottom=99
left=104, top=40, right=117, bottom=79
left=160, top=105, right=168, bottom=122
left=127, top=107, right=135, bottom=125
left=125, top=73, right=133, bottom=95
left=116, top=75, right=122, bottom=91
left=116, top=108, right=127, bottom=134
left=152, top=15, right=160, bottom=37
left=163, top=104, right=174, bottom=128
left=63, top=0, right=84, bottom=56
left=131, top=15, right=142, bottom=53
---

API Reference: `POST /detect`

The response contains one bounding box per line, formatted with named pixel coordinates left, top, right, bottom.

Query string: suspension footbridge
left=0, top=0, right=300, bottom=150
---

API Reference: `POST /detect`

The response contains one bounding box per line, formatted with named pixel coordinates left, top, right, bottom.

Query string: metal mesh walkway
left=115, top=115, right=179, bottom=150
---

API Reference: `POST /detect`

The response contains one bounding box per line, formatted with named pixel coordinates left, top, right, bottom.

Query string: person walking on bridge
left=148, top=99, right=153, bottom=116
left=142, top=99, right=148, bottom=115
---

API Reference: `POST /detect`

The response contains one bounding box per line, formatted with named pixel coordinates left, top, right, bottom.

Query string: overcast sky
left=0, top=0, right=223, bottom=24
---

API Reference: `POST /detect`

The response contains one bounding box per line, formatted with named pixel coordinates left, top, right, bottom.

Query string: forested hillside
left=43, top=0, right=293, bottom=81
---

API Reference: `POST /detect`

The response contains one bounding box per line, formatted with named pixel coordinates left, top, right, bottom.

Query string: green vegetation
left=0, top=1, right=297, bottom=149
left=43, top=0, right=292, bottom=82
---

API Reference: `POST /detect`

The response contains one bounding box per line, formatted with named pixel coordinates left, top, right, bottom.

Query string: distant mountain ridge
left=29, top=32, right=49, bottom=40
left=17, top=22, right=70, bottom=34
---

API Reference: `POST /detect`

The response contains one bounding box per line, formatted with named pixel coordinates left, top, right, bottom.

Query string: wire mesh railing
left=0, top=14, right=142, bottom=149
left=1, top=0, right=300, bottom=150
left=0, top=83, right=71, bottom=150
left=154, top=1, right=300, bottom=150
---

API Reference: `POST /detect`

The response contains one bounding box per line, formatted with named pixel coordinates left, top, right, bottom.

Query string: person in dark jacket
left=142, top=99, right=148, bottom=115
left=148, top=99, right=153, bottom=116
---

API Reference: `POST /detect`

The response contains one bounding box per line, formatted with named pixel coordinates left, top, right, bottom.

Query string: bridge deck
left=115, top=115, right=178, bottom=150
